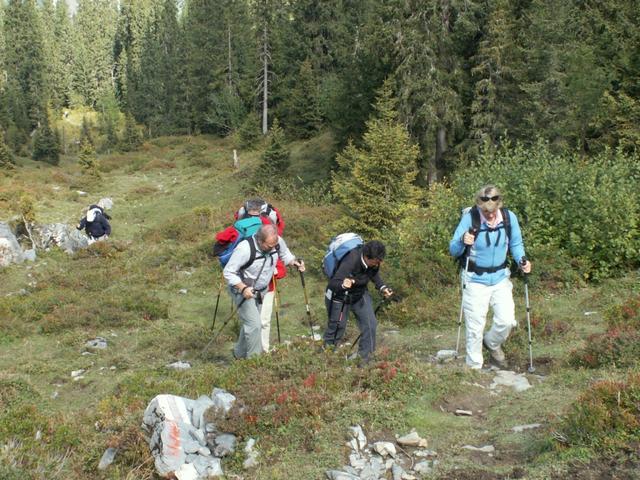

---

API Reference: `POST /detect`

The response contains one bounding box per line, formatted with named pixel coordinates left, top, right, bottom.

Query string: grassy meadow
left=0, top=134, right=639, bottom=479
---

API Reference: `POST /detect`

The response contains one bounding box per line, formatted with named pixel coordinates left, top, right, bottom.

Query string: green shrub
left=453, top=141, right=639, bottom=281
left=605, top=294, right=640, bottom=330
left=558, top=373, right=640, bottom=450
left=570, top=328, right=640, bottom=369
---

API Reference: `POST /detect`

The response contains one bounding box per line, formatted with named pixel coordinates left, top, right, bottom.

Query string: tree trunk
left=227, top=25, right=233, bottom=89
left=430, top=126, right=447, bottom=185
left=262, top=26, right=269, bottom=135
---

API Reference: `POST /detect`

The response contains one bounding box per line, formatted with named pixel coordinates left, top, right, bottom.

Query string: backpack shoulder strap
left=501, top=208, right=511, bottom=240
left=470, top=205, right=481, bottom=233
left=239, top=238, right=257, bottom=271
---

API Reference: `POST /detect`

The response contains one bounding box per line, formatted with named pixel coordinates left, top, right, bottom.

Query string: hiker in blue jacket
left=449, top=185, right=532, bottom=369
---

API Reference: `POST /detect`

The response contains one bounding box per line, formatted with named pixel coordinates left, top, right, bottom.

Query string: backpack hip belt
left=468, top=259, right=509, bottom=275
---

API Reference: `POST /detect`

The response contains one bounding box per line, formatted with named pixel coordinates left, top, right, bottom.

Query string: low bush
left=557, top=373, right=640, bottom=450
left=570, top=328, right=640, bottom=369
left=605, top=293, right=640, bottom=330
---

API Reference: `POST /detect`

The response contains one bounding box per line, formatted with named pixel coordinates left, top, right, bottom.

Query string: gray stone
left=211, top=388, right=236, bottom=414
left=461, top=444, right=495, bottom=453
left=435, top=349, right=457, bottom=361
left=32, top=223, right=88, bottom=254
left=86, top=337, right=108, bottom=349
left=0, top=222, right=24, bottom=267
left=396, top=430, right=428, bottom=448
left=243, top=438, right=259, bottom=469
left=512, top=423, right=542, bottom=433
left=414, top=460, right=432, bottom=474
left=166, top=361, right=191, bottom=370
left=23, top=249, right=36, bottom=262
left=490, top=370, right=531, bottom=392
left=98, top=447, right=118, bottom=470
left=373, top=441, right=396, bottom=458
left=391, top=464, right=405, bottom=480
left=348, top=425, right=367, bottom=451
left=213, top=433, right=237, bottom=457
left=325, top=470, right=360, bottom=480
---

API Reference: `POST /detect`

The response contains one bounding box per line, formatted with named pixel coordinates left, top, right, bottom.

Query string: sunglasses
left=480, top=195, right=501, bottom=202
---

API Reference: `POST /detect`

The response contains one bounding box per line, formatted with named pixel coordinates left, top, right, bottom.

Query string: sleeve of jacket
left=328, top=250, right=357, bottom=292
left=371, top=269, right=387, bottom=292
left=101, top=217, right=111, bottom=236
left=276, top=237, right=296, bottom=265
left=507, top=211, right=526, bottom=264
left=223, top=240, right=251, bottom=287
left=449, top=213, right=472, bottom=257
left=77, top=217, right=86, bottom=230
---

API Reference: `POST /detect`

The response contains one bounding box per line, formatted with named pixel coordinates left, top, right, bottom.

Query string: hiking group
left=213, top=185, right=532, bottom=369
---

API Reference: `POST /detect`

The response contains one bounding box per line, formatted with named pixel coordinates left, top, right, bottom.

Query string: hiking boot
left=483, top=341, right=507, bottom=368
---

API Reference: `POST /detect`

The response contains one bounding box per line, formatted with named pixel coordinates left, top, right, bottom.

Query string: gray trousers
left=229, top=288, right=263, bottom=359
left=324, top=290, right=377, bottom=361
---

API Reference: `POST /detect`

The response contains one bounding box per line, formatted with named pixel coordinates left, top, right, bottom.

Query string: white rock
left=414, top=460, right=432, bottom=474
left=396, top=430, right=428, bottom=448
left=174, top=462, right=198, bottom=480
left=349, top=425, right=367, bottom=450
left=373, top=441, right=396, bottom=458
left=414, top=449, right=438, bottom=458
left=349, top=453, right=366, bottom=469
left=98, top=447, right=118, bottom=470
left=455, top=409, right=473, bottom=416
left=86, top=337, right=108, bottom=349
left=166, top=361, right=191, bottom=370
left=490, top=370, right=531, bottom=392
left=461, top=444, right=495, bottom=453
left=325, top=470, right=360, bottom=480
left=435, top=349, right=457, bottom=361
left=512, top=423, right=542, bottom=433
left=179, top=289, right=188, bottom=294
left=71, top=369, right=85, bottom=378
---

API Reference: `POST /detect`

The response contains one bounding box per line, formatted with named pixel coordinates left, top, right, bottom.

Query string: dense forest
left=1, top=0, right=639, bottom=182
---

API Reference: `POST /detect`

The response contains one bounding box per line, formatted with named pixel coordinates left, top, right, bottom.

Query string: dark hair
left=362, top=240, right=386, bottom=260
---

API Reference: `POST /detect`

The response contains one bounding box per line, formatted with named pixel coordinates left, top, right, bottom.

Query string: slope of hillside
left=0, top=135, right=638, bottom=479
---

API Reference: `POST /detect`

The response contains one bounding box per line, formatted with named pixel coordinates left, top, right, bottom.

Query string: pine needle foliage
left=331, top=80, right=419, bottom=237
left=31, top=115, right=60, bottom=165
left=256, top=119, right=290, bottom=192
left=78, top=138, right=100, bottom=177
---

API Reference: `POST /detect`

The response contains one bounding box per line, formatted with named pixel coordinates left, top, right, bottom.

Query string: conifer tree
left=32, top=114, right=60, bottom=165
left=282, top=58, right=322, bottom=138
left=4, top=0, right=49, bottom=132
left=80, top=115, right=94, bottom=147
left=78, top=137, right=99, bottom=177
left=331, top=80, right=419, bottom=237
left=0, top=130, right=15, bottom=169
left=120, top=113, right=142, bottom=152
left=257, top=119, right=289, bottom=191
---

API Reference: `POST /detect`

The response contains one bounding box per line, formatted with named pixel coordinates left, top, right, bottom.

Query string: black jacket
left=77, top=207, right=111, bottom=239
left=327, top=247, right=387, bottom=303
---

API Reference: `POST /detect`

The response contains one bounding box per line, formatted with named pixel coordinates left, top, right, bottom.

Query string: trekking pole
left=521, top=257, right=535, bottom=373
left=333, top=290, right=350, bottom=344
left=299, top=269, right=315, bottom=339
left=273, top=276, right=281, bottom=344
left=455, top=229, right=475, bottom=358
left=211, top=273, right=224, bottom=331
left=201, top=297, right=247, bottom=356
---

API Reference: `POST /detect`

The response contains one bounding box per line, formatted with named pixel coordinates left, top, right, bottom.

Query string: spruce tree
left=32, top=114, right=60, bottom=165
left=331, top=80, right=419, bottom=238
left=257, top=119, right=289, bottom=191
left=80, top=115, right=94, bottom=147
left=282, top=58, right=322, bottom=138
left=0, top=130, right=15, bottom=169
left=78, top=137, right=99, bottom=177
left=120, top=113, right=142, bottom=152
